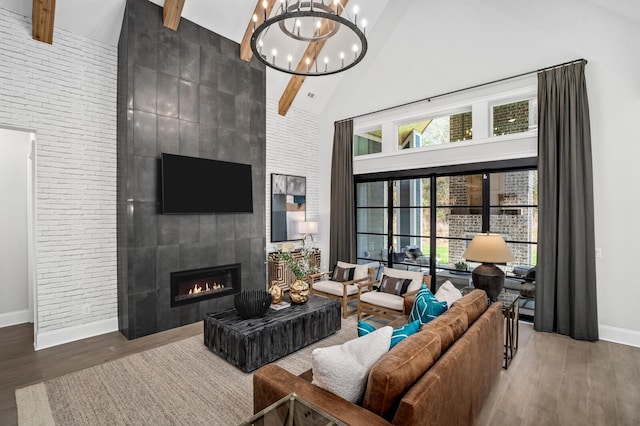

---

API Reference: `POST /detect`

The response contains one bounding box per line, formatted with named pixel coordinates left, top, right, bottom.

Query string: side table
left=496, top=290, right=519, bottom=369
left=461, top=287, right=519, bottom=369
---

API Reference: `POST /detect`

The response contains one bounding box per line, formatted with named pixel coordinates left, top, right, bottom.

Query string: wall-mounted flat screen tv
left=161, top=153, right=253, bottom=214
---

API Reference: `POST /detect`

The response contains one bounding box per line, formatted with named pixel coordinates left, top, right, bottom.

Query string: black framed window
left=355, top=159, right=538, bottom=294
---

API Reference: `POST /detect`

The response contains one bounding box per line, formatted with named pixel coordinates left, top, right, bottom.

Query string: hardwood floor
left=0, top=321, right=202, bottom=425
left=1, top=320, right=639, bottom=425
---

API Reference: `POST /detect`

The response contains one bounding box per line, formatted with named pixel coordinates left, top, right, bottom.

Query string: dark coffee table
left=203, top=295, right=341, bottom=372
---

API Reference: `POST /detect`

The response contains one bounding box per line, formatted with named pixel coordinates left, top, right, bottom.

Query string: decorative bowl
left=234, top=290, right=272, bottom=319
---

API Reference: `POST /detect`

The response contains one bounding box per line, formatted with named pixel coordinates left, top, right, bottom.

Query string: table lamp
left=462, top=233, right=515, bottom=301
left=297, top=221, right=318, bottom=247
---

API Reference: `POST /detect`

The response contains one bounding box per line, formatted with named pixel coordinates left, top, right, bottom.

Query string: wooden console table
left=203, top=294, right=340, bottom=372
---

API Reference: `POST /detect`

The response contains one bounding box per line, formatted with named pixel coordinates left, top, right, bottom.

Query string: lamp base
left=471, top=263, right=505, bottom=301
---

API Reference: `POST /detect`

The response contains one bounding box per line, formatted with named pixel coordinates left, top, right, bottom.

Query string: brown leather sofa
left=253, top=289, right=504, bottom=425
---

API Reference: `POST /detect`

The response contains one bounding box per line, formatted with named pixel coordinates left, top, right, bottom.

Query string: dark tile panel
left=180, top=39, right=200, bottom=83
left=132, top=110, right=157, bottom=157
left=128, top=246, right=157, bottom=294
left=133, top=201, right=157, bottom=247
left=179, top=120, right=200, bottom=157
left=199, top=85, right=218, bottom=127
left=217, top=91, right=236, bottom=131
left=157, top=116, right=179, bottom=155
left=158, top=28, right=180, bottom=77
left=179, top=215, right=200, bottom=244
left=133, top=290, right=158, bottom=338
left=198, top=124, right=218, bottom=159
left=157, top=72, right=179, bottom=118
left=199, top=48, right=220, bottom=89
left=199, top=214, right=218, bottom=243
left=218, top=59, right=235, bottom=95
left=133, top=65, right=157, bottom=114
left=133, top=20, right=158, bottom=70
left=179, top=79, right=199, bottom=122
left=216, top=127, right=235, bottom=162
left=133, top=155, right=157, bottom=202
left=157, top=213, right=180, bottom=245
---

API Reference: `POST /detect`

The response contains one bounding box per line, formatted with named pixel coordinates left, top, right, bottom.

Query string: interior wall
left=265, top=98, right=321, bottom=255
left=0, top=128, right=30, bottom=326
left=0, top=7, right=118, bottom=348
left=316, top=0, right=640, bottom=345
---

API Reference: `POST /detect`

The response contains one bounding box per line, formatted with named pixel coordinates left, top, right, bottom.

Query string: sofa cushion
left=378, top=275, right=412, bottom=296
left=450, top=289, right=488, bottom=325
left=408, top=284, right=448, bottom=325
left=337, top=261, right=369, bottom=280
left=332, top=265, right=355, bottom=282
left=435, top=280, right=463, bottom=308
left=421, top=304, right=468, bottom=352
left=312, top=325, right=393, bottom=404
left=381, top=267, right=424, bottom=293
left=360, top=291, right=404, bottom=311
left=363, top=329, right=442, bottom=420
left=312, top=280, right=359, bottom=296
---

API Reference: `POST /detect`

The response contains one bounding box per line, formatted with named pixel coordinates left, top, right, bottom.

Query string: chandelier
left=250, top=1, right=368, bottom=77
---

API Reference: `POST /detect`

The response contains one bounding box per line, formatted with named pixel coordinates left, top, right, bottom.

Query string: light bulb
left=339, top=52, right=345, bottom=59
left=272, top=49, right=277, bottom=57
left=253, top=14, right=257, bottom=23
left=352, top=44, right=358, bottom=52
left=324, top=57, right=329, bottom=64
left=287, top=54, right=293, bottom=62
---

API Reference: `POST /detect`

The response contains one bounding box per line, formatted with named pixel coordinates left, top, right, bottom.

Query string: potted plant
left=454, top=261, right=469, bottom=273
left=276, top=247, right=319, bottom=304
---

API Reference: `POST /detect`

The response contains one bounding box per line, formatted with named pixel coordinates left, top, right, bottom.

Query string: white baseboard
left=35, top=317, right=119, bottom=350
left=0, top=309, right=30, bottom=328
left=599, top=325, right=640, bottom=348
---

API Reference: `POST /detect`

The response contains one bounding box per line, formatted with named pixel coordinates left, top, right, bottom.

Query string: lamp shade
left=462, top=233, right=515, bottom=264
left=297, top=221, right=318, bottom=235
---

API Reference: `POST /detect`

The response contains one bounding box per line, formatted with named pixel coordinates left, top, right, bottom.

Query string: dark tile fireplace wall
left=117, top=0, right=266, bottom=339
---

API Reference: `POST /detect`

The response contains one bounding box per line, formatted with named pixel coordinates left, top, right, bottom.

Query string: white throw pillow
left=435, top=280, right=463, bottom=308
left=311, top=326, right=393, bottom=403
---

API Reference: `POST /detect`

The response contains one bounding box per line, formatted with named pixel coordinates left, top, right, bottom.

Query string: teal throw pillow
left=408, top=284, right=448, bottom=325
left=357, top=320, right=376, bottom=337
left=389, top=320, right=421, bottom=349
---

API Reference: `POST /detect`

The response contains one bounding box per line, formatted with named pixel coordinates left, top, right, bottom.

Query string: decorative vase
left=289, top=279, right=309, bottom=304
left=269, top=281, right=284, bottom=304
left=233, top=290, right=272, bottom=319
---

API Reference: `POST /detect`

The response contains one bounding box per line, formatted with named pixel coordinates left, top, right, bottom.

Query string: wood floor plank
left=2, top=320, right=640, bottom=426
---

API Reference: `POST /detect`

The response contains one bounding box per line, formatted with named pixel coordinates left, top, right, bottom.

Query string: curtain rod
left=337, top=58, right=587, bottom=123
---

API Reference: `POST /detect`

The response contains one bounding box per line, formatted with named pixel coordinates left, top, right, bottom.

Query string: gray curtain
left=329, top=119, right=356, bottom=267
left=535, top=60, right=598, bottom=341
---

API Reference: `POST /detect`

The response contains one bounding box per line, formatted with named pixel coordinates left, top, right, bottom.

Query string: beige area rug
left=16, top=316, right=359, bottom=426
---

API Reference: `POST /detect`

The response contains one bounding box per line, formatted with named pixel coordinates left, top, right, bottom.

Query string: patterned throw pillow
left=377, top=275, right=412, bottom=296
left=358, top=320, right=422, bottom=350
left=389, top=320, right=422, bottom=349
left=408, top=284, right=448, bottom=325
left=332, top=265, right=355, bottom=282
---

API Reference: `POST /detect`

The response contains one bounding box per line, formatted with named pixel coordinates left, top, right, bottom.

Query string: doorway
left=0, top=127, right=37, bottom=340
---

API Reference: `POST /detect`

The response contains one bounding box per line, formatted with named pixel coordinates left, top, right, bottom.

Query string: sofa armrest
left=253, top=364, right=391, bottom=426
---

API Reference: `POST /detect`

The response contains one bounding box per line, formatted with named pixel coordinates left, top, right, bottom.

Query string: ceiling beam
left=32, top=0, right=56, bottom=44
left=163, top=0, right=186, bottom=31
left=240, top=0, right=278, bottom=62
left=278, top=0, right=350, bottom=116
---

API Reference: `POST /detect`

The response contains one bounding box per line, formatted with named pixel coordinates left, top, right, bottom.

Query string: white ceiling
left=3, top=0, right=638, bottom=115
left=0, top=0, right=390, bottom=114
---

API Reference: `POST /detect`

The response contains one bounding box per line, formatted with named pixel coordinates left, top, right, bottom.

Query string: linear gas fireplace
left=170, top=263, right=241, bottom=308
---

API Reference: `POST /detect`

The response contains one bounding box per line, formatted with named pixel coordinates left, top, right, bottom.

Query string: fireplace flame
left=188, top=281, right=224, bottom=295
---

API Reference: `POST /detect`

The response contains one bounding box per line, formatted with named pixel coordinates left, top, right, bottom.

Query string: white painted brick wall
left=266, top=98, right=320, bottom=253
left=0, top=8, right=117, bottom=333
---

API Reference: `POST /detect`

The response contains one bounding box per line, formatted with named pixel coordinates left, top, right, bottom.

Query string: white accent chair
left=357, top=267, right=431, bottom=321
left=309, top=261, right=375, bottom=319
